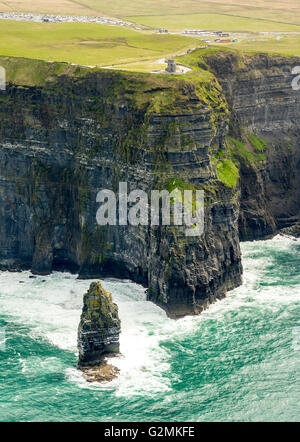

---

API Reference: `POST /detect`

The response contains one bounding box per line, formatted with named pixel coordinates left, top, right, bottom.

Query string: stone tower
left=166, top=59, right=176, bottom=73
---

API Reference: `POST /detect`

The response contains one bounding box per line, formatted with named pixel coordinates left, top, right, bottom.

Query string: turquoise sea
left=0, top=235, right=299, bottom=422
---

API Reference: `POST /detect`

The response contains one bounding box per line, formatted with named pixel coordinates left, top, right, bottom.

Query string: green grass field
left=0, top=20, right=198, bottom=67
left=0, top=19, right=299, bottom=76
left=1, top=0, right=299, bottom=32
left=125, top=13, right=300, bottom=32
left=0, top=1, right=299, bottom=72
left=232, top=35, right=300, bottom=57
left=107, top=33, right=300, bottom=72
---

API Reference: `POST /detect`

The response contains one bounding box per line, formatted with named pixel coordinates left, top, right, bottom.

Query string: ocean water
left=0, top=235, right=299, bottom=422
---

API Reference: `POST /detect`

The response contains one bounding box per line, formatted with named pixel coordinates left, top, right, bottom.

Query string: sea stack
left=78, top=281, right=121, bottom=368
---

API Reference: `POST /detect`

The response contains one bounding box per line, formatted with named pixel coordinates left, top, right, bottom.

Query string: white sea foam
left=0, top=271, right=173, bottom=395
left=0, top=235, right=299, bottom=398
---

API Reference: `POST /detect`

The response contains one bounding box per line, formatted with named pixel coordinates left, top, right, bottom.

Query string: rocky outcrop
left=280, top=223, right=300, bottom=238
left=80, top=361, right=120, bottom=383
left=78, top=282, right=121, bottom=367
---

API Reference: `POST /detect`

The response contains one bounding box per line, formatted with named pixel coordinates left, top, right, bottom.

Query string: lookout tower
left=166, top=59, right=176, bottom=73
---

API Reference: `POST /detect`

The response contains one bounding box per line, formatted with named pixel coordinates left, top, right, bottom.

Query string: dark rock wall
left=0, top=67, right=241, bottom=317
left=206, top=52, right=300, bottom=240
left=0, top=52, right=299, bottom=317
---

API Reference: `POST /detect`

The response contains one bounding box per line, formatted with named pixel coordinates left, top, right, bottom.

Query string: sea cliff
left=0, top=51, right=298, bottom=317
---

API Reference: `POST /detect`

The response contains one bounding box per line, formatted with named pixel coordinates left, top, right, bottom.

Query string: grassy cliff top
left=2, top=45, right=298, bottom=97
left=1, top=47, right=298, bottom=118
left=0, top=54, right=220, bottom=115
left=0, top=56, right=84, bottom=86
left=176, top=46, right=300, bottom=73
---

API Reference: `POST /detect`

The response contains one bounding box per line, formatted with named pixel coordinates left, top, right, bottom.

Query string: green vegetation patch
left=0, top=56, right=89, bottom=87
left=212, top=132, right=269, bottom=187
left=227, top=136, right=266, bottom=165
left=212, top=157, right=239, bottom=188
left=247, top=134, right=267, bottom=152
left=232, top=35, right=300, bottom=57
left=165, top=177, right=196, bottom=193
left=175, top=49, right=231, bottom=127
left=176, top=47, right=229, bottom=73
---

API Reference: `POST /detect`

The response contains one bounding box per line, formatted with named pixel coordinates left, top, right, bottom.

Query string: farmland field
left=125, top=13, right=300, bottom=32
left=0, top=1, right=299, bottom=70
left=1, top=0, right=299, bottom=30
left=232, top=34, right=300, bottom=57
left=0, top=20, right=197, bottom=67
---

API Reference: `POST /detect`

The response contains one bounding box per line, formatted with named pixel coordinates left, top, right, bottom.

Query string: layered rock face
left=0, top=58, right=242, bottom=317
left=205, top=52, right=300, bottom=240
left=78, top=282, right=121, bottom=367
left=0, top=52, right=298, bottom=318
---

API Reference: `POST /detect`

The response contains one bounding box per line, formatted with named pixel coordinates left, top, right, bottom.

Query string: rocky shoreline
left=279, top=224, right=300, bottom=238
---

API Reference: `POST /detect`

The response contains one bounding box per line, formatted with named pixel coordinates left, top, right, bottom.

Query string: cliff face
left=0, top=57, right=242, bottom=318
left=0, top=52, right=299, bottom=317
left=205, top=52, right=300, bottom=240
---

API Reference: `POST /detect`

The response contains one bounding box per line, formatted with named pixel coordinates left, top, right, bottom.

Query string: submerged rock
left=80, top=362, right=120, bottom=383
left=77, top=282, right=121, bottom=368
